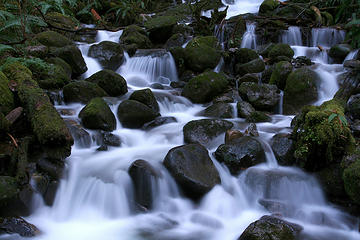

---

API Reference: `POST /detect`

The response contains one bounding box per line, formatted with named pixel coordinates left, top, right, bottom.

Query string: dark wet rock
left=239, top=82, right=280, bottom=111
left=293, top=56, right=313, bottom=68
left=237, top=101, right=256, bottom=119
left=284, top=67, right=319, bottom=114
left=246, top=111, right=272, bottom=123
left=37, top=158, right=64, bottom=180
left=344, top=60, right=360, bottom=70
left=129, top=88, right=160, bottom=113
left=343, top=159, right=360, bottom=204
left=201, top=103, right=234, bottom=118
left=182, top=71, right=228, bottom=103
left=63, top=81, right=108, bottom=104
left=165, top=33, right=186, bottom=49
left=269, top=61, right=293, bottom=90
left=258, top=199, right=294, bottom=216
left=53, top=45, right=87, bottom=76
left=117, top=100, right=160, bottom=129
left=164, top=144, right=220, bottom=199
left=190, top=213, right=223, bottom=229
left=120, top=25, right=152, bottom=55
left=102, top=132, right=121, bottom=147
left=43, top=180, right=59, bottom=206
left=79, top=97, right=116, bottom=131
left=225, top=129, right=244, bottom=144
left=235, top=58, right=265, bottom=77
left=269, top=43, right=294, bottom=60
left=347, top=93, right=360, bottom=120
left=35, top=31, right=72, bottom=47
left=88, top=41, right=124, bottom=71
left=244, top=123, right=259, bottom=137
left=238, top=73, right=259, bottom=83
left=317, top=164, right=347, bottom=201
left=129, top=159, right=160, bottom=210
left=183, top=119, right=233, bottom=145
left=238, top=215, right=302, bottom=240
left=142, top=117, right=177, bottom=130
left=0, top=217, right=39, bottom=237
left=64, top=120, right=91, bottom=148
left=150, top=83, right=165, bottom=89
left=86, top=70, right=127, bottom=97
left=329, top=44, right=352, bottom=63
left=215, top=136, right=266, bottom=175
left=170, top=81, right=186, bottom=88
left=184, top=36, right=221, bottom=72
left=270, top=133, right=294, bottom=166
left=145, top=15, right=178, bottom=44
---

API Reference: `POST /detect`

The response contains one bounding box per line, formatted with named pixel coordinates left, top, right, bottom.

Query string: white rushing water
left=2, top=10, right=360, bottom=240
left=240, top=22, right=257, bottom=49
left=281, top=26, right=303, bottom=46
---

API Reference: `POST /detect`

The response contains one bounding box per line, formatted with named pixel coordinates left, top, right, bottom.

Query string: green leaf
left=328, top=113, right=338, bottom=123
left=0, top=44, right=15, bottom=54
left=339, top=115, right=348, bottom=126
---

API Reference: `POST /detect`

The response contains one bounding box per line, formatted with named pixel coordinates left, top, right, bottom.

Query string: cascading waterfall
left=281, top=26, right=303, bottom=46
left=344, top=49, right=359, bottom=62
left=241, top=22, right=257, bottom=49
left=311, top=28, right=345, bottom=48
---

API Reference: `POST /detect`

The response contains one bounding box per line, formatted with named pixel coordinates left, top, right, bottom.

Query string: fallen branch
left=7, top=133, right=18, bottom=148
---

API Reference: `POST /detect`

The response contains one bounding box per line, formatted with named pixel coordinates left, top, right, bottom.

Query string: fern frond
left=0, top=44, right=14, bottom=54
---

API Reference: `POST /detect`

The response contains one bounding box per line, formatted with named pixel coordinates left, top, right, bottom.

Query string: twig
left=7, top=133, right=18, bottom=148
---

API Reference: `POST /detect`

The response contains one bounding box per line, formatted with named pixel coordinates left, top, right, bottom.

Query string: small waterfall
left=241, top=22, right=257, bottom=49
left=278, top=90, right=283, bottom=115
left=344, top=49, right=359, bottom=62
left=214, top=57, right=225, bottom=73
left=311, top=28, right=345, bottom=48
left=214, top=23, right=226, bottom=50
left=292, top=46, right=330, bottom=64
left=281, top=26, right=302, bottom=46
left=119, top=50, right=178, bottom=87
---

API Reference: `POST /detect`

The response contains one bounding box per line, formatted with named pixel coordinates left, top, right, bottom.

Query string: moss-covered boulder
left=238, top=215, right=302, bottom=240
left=88, top=41, right=124, bottom=71
left=259, top=0, right=280, bottom=16
left=45, top=12, right=79, bottom=30
left=120, top=25, right=152, bottom=55
left=343, top=159, right=360, bottom=204
left=53, top=45, right=87, bottom=76
left=0, top=71, right=15, bottom=115
left=284, top=67, right=319, bottom=114
left=234, top=48, right=259, bottom=64
left=183, top=119, right=233, bottom=145
left=184, top=36, right=221, bottom=72
left=329, top=44, right=352, bottom=63
left=239, top=82, right=280, bottom=111
left=269, top=43, right=294, bottom=60
left=201, top=102, right=234, bottom=118
left=129, top=88, right=159, bottom=113
left=144, top=15, right=178, bottom=44
left=35, top=31, right=73, bottom=47
left=0, top=112, right=10, bottom=133
left=117, top=100, right=160, bottom=129
left=269, top=61, right=293, bottom=90
left=215, top=136, right=266, bottom=175
left=46, top=57, right=72, bottom=79
left=63, top=81, right=108, bottom=104
left=246, top=111, right=271, bottom=123
left=163, top=144, right=221, bottom=199
left=79, top=98, right=116, bottom=131
left=0, top=176, right=18, bottom=209
left=292, top=99, right=354, bottom=172
left=235, top=58, right=265, bottom=76
left=86, top=70, right=127, bottom=97
left=2, top=62, right=73, bottom=159
left=237, top=100, right=255, bottom=118
left=238, top=73, right=259, bottom=83
left=182, top=71, right=228, bottom=103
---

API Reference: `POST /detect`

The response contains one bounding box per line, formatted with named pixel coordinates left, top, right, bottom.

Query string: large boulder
left=234, top=48, right=259, bottom=64
left=329, top=44, right=352, bottom=63
left=120, top=25, right=152, bottom=55
left=117, top=100, right=160, bottom=128
left=202, top=103, right=234, bottom=118
left=63, top=81, right=108, bottom=104
left=284, top=67, right=319, bottom=114
left=88, top=41, right=124, bottom=70
left=86, top=70, right=127, bottom=97
left=182, top=72, right=228, bottom=103
left=0, top=71, right=14, bottom=115
left=183, top=119, right=233, bottom=145
left=129, top=88, right=159, bottom=113
left=35, top=31, right=72, bottom=47
left=79, top=98, right=116, bottom=131
left=259, top=0, right=280, bottom=16
left=0, top=217, right=39, bottom=237
left=53, top=45, right=87, bottom=76
left=235, top=58, right=265, bottom=76
left=214, top=136, right=266, bottom=175
left=184, top=36, right=221, bottom=72
left=239, top=82, right=280, bottom=111
left=142, top=116, right=177, bottom=130
left=128, top=160, right=160, bottom=210
left=144, top=16, right=178, bottom=44
left=347, top=93, right=360, bottom=119
left=342, top=159, right=360, bottom=204
left=270, top=133, right=294, bottom=166
left=163, top=144, right=221, bottom=199
left=269, top=61, right=293, bottom=90
left=268, top=43, right=294, bottom=59
left=237, top=101, right=255, bottom=119
left=238, top=215, right=302, bottom=240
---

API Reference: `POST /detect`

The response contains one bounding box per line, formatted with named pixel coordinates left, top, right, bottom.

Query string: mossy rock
left=53, top=45, right=87, bottom=77
left=235, top=58, right=265, bottom=76
left=329, top=44, right=352, bottom=64
left=2, top=62, right=73, bottom=159
left=284, top=67, right=319, bottom=114
left=234, top=48, right=259, bottom=64
left=184, top=36, right=221, bottom=72
left=269, top=43, right=294, bottom=59
left=226, top=16, right=247, bottom=48
left=35, top=31, right=72, bottom=48
left=120, top=25, right=152, bottom=55
left=202, top=102, right=234, bottom=118
left=292, top=99, right=355, bottom=172
left=343, top=159, right=360, bottom=204
left=269, top=61, right=293, bottom=90
left=46, top=57, right=72, bottom=79
left=88, top=41, right=124, bottom=71
left=0, top=71, right=15, bottom=115
left=79, top=98, right=116, bottom=131
left=246, top=111, right=271, bottom=123
left=86, top=70, right=127, bottom=97
left=182, top=71, right=228, bottom=103
left=45, top=12, right=79, bottom=31
left=0, top=112, right=10, bottom=133
left=259, top=0, right=280, bottom=16
left=0, top=176, right=18, bottom=207
left=237, top=100, right=255, bottom=119
left=63, top=81, right=108, bottom=104
left=144, top=15, right=178, bottom=44
left=129, top=88, right=159, bottom=113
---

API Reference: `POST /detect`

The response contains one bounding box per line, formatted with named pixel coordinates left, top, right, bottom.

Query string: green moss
left=0, top=71, right=15, bottom=115
left=259, top=0, right=280, bottom=15
left=246, top=111, right=271, bottom=123
left=0, top=112, right=10, bottom=133
left=120, top=25, right=152, bottom=52
left=269, top=43, right=294, bottom=59
left=269, top=61, right=292, bottom=90
left=343, top=159, right=360, bottom=204
left=292, top=99, right=355, bottom=171
left=0, top=176, right=18, bottom=207
left=86, top=70, right=127, bottom=97
left=35, top=31, right=72, bottom=47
